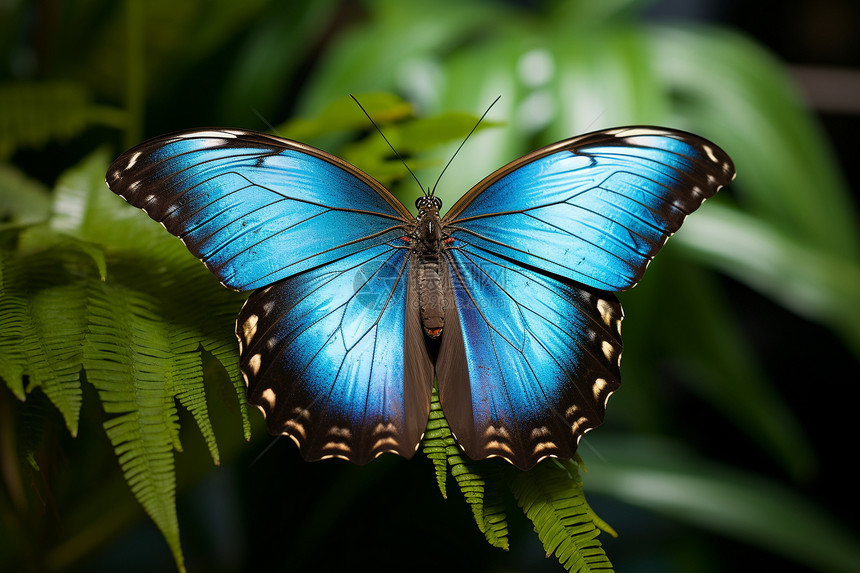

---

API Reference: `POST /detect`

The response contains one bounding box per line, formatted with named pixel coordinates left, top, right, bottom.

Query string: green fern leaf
left=450, top=458, right=510, bottom=551
left=170, top=325, right=220, bottom=463
left=421, top=386, right=509, bottom=550
left=510, top=458, right=616, bottom=572
left=421, top=384, right=457, bottom=498
left=165, top=256, right=250, bottom=444
left=82, top=280, right=186, bottom=572
left=0, top=244, right=90, bottom=435
left=0, top=253, right=28, bottom=400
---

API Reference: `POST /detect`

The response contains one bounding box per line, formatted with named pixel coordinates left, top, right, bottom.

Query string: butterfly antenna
left=249, top=435, right=283, bottom=466
left=350, top=94, right=427, bottom=195
left=430, top=95, right=501, bottom=197
left=251, top=106, right=282, bottom=136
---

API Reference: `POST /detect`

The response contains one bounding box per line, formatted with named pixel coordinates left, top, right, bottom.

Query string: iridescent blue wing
left=436, top=247, right=623, bottom=470
left=436, top=127, right=734, bottom=469
left=106, top=129, right=412, bottom=291
left=443, top=127, right=736, bottom=291
left=106, top=129, right=435, bottom=463
left=237, top=243, right=434, bottom=464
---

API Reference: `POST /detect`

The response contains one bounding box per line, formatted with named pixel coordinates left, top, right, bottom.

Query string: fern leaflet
left=422, top=386, right=510, bottom=550
left=510, top=458, right=616, bottom=572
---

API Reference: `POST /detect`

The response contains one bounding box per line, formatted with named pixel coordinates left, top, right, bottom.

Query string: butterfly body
left=106, top=124, right=735, bottom=470
left=413, top=195, right=448, bottom=338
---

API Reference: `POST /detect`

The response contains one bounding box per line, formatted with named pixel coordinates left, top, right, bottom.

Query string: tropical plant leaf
left=277, top=92, right=414, bottom=141
left=0, top=164, right=52, bottom=230
left=581, top=435, right=860, bottom=573
left=509, top=458, right=617, bottom=572
left=677, top=202, right=860, bottom=355
left=0, top=82, right=126, bottom=157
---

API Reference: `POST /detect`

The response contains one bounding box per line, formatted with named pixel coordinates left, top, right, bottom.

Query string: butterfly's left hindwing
left=237, top=243, right=434, bottom=464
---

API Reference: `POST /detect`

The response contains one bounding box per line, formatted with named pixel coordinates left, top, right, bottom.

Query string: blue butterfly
left=105, top=124, right=734, bottom=470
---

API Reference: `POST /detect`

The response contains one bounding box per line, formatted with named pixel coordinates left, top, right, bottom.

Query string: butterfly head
left=415, top=196, right=442, bottom=215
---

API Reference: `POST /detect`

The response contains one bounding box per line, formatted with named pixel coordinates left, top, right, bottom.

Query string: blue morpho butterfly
left=105, top=108, right=735, bottom=470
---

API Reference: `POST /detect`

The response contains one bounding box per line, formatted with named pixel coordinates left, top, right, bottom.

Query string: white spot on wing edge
left=601, top=341, right=614, bottom=361
left=260, top=388, right=276, bottom=410
left=125, top=151, right=142, bottom=170
left=242, top=314, right=259, bottom=343
left=248, top=353, right=262, bottom=375
left=322, top=441, right=351, bottom=453
left=532, top=441, right=557, bottom=455
left=703, top=144, right=719, bottom=164
left=593, top=378, right=609, bottom=401
left=596, top=298, right=616, bottom=327
left=371, top=437, right=400, bottom=451
left=485, top=440, right=515, bottom=455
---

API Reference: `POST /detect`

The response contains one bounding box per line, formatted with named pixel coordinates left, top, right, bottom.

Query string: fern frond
left=167, top=257, right=250, bottom=443
left=421, top=386, right=509, bottom=550
left=0, top=246, right=89, bottom=435
left=0, top=252, right=28, bottom=400
left=509, top=458, right=615, bottom=572
left=82, top=280, right=186, bottom=572
left=450, top=458, right=509, bottom=551
left=421, top=384, right=456, bottom=498
left=170, top=325, right=219, bottom=463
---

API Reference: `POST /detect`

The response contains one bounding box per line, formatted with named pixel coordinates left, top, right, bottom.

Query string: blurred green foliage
left=1, top=0, right=858, bottom=571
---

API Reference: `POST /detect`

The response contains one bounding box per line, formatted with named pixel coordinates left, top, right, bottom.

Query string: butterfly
left=105, top=123, right=734, bottom=470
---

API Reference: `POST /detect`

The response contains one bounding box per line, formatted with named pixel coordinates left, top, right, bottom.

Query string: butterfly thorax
left=413, top=196, right=448, bottom=339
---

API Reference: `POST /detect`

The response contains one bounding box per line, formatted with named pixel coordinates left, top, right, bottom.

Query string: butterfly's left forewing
left=106, top=129, right=412, bottom=291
